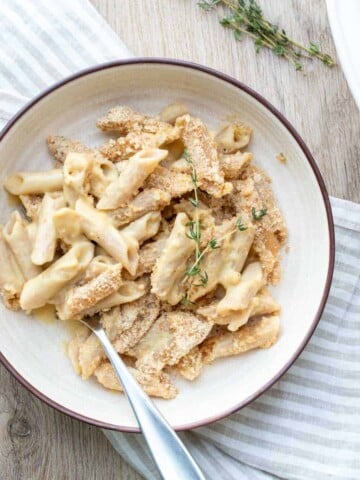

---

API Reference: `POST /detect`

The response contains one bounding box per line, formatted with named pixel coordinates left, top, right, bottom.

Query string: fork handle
left=93, top=328, right=206, bottom=480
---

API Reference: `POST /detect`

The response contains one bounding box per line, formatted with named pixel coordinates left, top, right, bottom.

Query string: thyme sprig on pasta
left=183, top=149, right=208, bottom=289
left=252, top=207, right=267, bottom=220
left=198, top=0, right=335, bottom=71
left=182, top=149, right=256, bottom=303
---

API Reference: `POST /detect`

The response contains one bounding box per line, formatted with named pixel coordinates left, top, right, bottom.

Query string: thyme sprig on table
left=198, top=0, right=335, bottom=71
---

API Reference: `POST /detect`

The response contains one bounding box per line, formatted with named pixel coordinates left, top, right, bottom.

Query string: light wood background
left=1, top=1, right=359, bottom=479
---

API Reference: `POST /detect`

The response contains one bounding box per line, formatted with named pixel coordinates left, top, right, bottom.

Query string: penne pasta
left=133, top=311, right=213, bottom=371
left=107, top=188, right=171, bottom=228
left=151, top=213, right=195, bottom=305
left=20, top=241, right=94, bottom=311
left=176, top=114, right=233, bottom=198
left=3, top=211, right=42, bottom=280
left=19, top=194, right=43, bottom=221
left=56, top=263, right=123, bottom=320
left=63, top=152, right=93, bottom=207
left=197, top=287, right=280, bottom=331
left=97, top=148, right=167, bottom=210
left=0, top=226, right=25, bottom=309
left=77, top=293, right=159, bottom=379
left=75, top=198, right=138, bottom=275
left=94, top=362, right=177, bottom=399
left=89, top=155, right=118, bottom=199
left=215, top=122, right=253, bottom=153
left=159, top=103, right=188, bottom=124
left=31, top=192, right=65, bottom=265
left=47, top=135, right=95, bottom=164
left=217, top=262, right=265, bottom=315
left=4, top=169, right=63, bottom=195
left=81, top=279, right=148, bottom=318
left=174, top=346, right=203, bottom=381
left=201, top=315, right=280, bottom=364
left=53, top=207, right=85, bottom=244
left=121, top=211, right=161, bottom=245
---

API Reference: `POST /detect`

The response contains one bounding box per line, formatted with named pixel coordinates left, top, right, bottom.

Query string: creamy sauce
left=33, top=304, right=56, bottom=324
left=5, top=191, right=22, bottom=207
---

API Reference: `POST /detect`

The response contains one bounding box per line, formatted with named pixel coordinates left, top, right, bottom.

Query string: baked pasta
left=0, top=104, right=287, bottom=399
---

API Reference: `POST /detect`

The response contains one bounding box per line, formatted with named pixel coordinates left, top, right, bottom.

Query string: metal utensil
left=80, top=316, right=206, bottom=480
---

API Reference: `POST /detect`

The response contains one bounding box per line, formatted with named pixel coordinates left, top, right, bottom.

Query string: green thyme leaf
left=252, top=207, right=267, bottom=220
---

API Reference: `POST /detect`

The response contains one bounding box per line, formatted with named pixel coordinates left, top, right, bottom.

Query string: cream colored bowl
left=0, top=59, right=334, bottom=431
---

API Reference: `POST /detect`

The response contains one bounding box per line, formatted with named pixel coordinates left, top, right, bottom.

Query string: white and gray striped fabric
left=0, top=2, right=359, bottom=480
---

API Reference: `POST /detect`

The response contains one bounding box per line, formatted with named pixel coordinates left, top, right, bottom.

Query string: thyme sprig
left=181, top=149, right=266, bottom=305
left=252, top=207, right=267, bottom=220
left=183, top=149, right=207, bottom=288
left=198, top=0, right=335, bottom=71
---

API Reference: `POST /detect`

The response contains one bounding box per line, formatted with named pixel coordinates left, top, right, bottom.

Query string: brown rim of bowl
left=0, top=58, right=335, bottom=433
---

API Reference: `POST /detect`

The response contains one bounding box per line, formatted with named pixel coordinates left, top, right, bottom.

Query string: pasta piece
left=197, top=287, right=280, bottom=331
left=174, top=346, right=203, bottom=381
left=47, top=135, right=97, bottom=164
left=133, top=310, right=212, bottom=371
left=100, top=132, right=166, bottom=162
left=107, top=188, right=171, bottom=228
left=94, top=362, right=177, bottom=399
left=53, top=208, right=85, bottom=244
left=219, top=152, right=253, bottom=179
left=151, top=213, right=194, bottom=305
left=201, top=315, right=280, bottom=364
left=135, top=236, right=168, bottom=277
left=217, top=262, right=265, bottom=315
left=145, top=166, right=193, bottom=199
left=98, top=106, right=180, bottom=162
left=75, top=198, right=138, bottom=275
left=26, top=221, right=37, bottom=247
left=82, top=278, right=148, bottom=317
left=189, top=219, right=255, bottom=301
left=175, top=114, right=233, bottom=198
left=215, top=122, right=253, bottom=153
left=4, top=169, right=63, bottom=195
left=97, top=148, right=167, bottom=210
left=31, top=192, right=65, bottom=265
left=79, top=255, right=116, bottom=283
left=159, top=103, right=188, bottom=124
left=3, top=212, right=42, bottom=280
left=170, top=151, right=252, bottom=180
left=56, top=263, right=123, bottom=321
left=89, top=155, right=118, bottom=199
left=0, top=226, right=24, bottom=310
left=162, top=139, right=185, bottom=165
left=20, top=241, right=94, bottom=311
left=77, top=293, right=159, bottom=378
left=19, top=194, right=42, bottom=220
left=111, top=293, right=159, bottom=354
left=63, top=152, right=93, bottom=206
left=121, top=212, right=161, bottom=245
left=131, top=311, right=212, bottom=371
left=68, top=324, right=91, bottom=374
left=231, top=164, right=287, bottom=284
left=173, top=199, right=215, bottom=248
left=97, top=105, right=175, bottom=135
left=47, top=136, right=118, bottom=197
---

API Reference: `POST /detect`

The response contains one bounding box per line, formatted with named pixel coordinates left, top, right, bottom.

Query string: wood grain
left=1, top=1, right=359, bottom=479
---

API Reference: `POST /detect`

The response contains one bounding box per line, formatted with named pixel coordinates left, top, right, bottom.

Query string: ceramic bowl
left=0, top=59, right=334, bottom=431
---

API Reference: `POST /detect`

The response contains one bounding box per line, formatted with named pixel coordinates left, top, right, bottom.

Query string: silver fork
left=80, top=316, right=206, bottom=480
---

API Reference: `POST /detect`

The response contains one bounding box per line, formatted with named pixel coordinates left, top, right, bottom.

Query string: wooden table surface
left=1, top=1, right=359, bottom=479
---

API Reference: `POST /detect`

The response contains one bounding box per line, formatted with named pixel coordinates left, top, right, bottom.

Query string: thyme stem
left=198, top=0, right=335, bottom=71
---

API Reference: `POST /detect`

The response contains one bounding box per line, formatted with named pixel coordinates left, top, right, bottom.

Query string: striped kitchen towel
left=0, top=1, right=359, bottom=479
